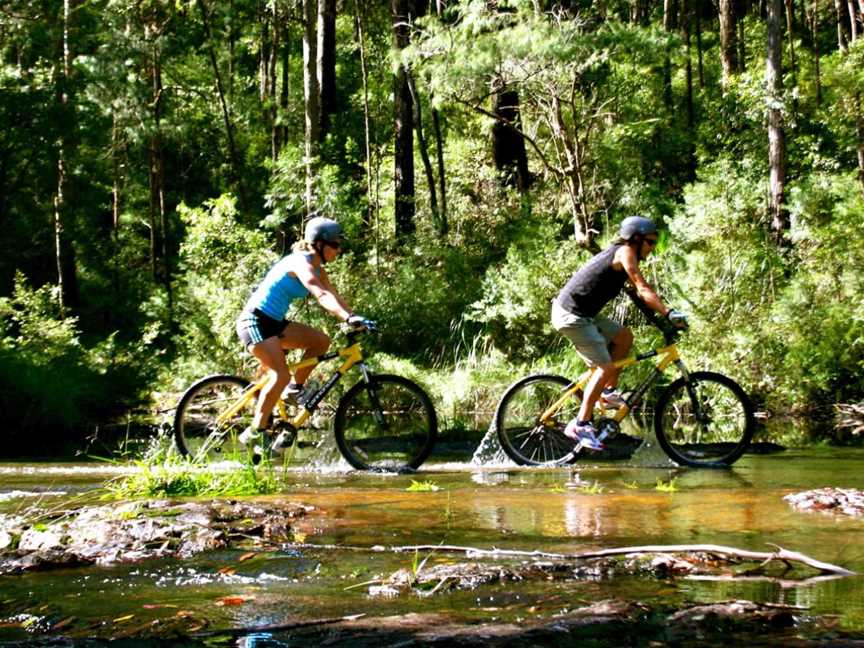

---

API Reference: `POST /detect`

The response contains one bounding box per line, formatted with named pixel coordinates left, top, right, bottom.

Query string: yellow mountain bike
left=494, top=317, right=755, bottom=468
left=172, top=326, right=437, bottom=472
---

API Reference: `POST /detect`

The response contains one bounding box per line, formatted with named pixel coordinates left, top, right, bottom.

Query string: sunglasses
left=323, top=239, right=343, bottom=249
left=644, top=238, right=658, bottom=247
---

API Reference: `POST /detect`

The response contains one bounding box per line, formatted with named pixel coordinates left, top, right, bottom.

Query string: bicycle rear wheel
left=495, top=374, right=580, bottom=466
left=334, top=375, right=437, bottom=472
left=653, top=371, right=755, bottom=467
left=173, top=374, right=253, bottom=462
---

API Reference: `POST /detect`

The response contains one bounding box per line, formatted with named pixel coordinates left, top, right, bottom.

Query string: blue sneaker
left=563, top=419, right=605, bottom=452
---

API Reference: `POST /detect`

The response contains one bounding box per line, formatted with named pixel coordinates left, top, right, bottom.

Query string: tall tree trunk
left=682, top=0, right=695, bottom=130
left=767, top=0, right=789, bottom=241
left=431, top=106, right=448, bottom=235
left=857, top=94, right=864, bottom=191
left=392, top=0, right=415, bottom=239
left=111, top=115, right=124, bottom=321
left=406, top=71, right=441, bottom=234
left=53, top=0, right=79, bottom=317
left=431, top=0, right=447, bottom=234
left=317, top=0, right=337, bottom=139
left=198, top=0, right=247, bottom=211
left=149, top=46, right=172, bottom=318
left=851, top=4, right=864, bottom=190
left=630, top=0, right=650, bottom=24
left=663, top=0, right=675, bottom=110
left=148, top=46, right=164, bottom=285
left=303, top=0, right=320, bottom=213
left=695, top=5, right=705, bottom=87
left=491, top=84, right=531, bottom=192
left=279, top=9, right=291, bottom=153
left=811, top=0, right=822, bottom=106
left=228, top=0, right=235, bottom=99
left=785, top=0, right=798, bottom=81
left=259, top=3, right=272, bottom=105
left=720, top=0, right=740, bottom=82
left=835, top=0, right=851, bottom=49
left=269, top=5, right=280, bottom=162
left=354, top=0, right=376, bottom=229
left=849, top=0, right=861, bottom=39
left=681, top=0, right=697, bottom=181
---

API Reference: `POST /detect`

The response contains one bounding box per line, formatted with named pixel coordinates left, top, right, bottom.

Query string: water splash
left=628, top=426, right=676, bottom=468
left=470, top=422, right=515, bottom=467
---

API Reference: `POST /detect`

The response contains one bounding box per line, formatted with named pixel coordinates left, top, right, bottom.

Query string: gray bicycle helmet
left=618, top=215, right=658, bottom=241
left=304, top=216, right=344, bottom=243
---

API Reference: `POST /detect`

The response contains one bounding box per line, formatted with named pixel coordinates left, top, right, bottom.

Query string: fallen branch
left=189, top=613, right=366, bottom=638
left=291, top=542, right=854, bottom=577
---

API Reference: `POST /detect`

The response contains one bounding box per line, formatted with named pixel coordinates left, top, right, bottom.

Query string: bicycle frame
left=214, top=336, right=370, bottom=431
left=539, top=341, right=689, bottom=425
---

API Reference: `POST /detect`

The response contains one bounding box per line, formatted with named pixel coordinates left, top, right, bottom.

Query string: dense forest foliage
left=1, top=0, right=863, bottom=453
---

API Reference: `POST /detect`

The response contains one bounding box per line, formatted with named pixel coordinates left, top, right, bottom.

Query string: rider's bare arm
left=615, top=245, right=669, bottom=316
left=290, top=258, right=354, bottom=321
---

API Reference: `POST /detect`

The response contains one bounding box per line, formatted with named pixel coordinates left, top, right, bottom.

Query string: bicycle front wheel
left=173, top=374, right=253, bottom=462
left=334, top=375, right=437, bottom=472
left=654, top=371, right=755, bottom=467
left=495, top=374, right=580, bottom=466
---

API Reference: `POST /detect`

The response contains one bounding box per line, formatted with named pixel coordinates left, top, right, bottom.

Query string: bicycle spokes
left=654, top=372, right=754, bottom=467
left=496, top=375, right=581, bottom=466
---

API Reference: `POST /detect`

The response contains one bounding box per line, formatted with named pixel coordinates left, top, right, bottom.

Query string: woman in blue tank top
left=235, top=216, right=373, bottom=452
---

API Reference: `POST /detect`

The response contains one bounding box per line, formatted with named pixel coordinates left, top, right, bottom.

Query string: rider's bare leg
left=605, top=326, right=633, bottom=390
left=249, top=336, right=292, bottom=430
left=577, top=361, right=616, bottom=423
left=277, top=322, right=330, bottom=386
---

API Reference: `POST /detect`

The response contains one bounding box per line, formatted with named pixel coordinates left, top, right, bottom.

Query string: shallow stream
left=2, top=446, right=864, bottom=644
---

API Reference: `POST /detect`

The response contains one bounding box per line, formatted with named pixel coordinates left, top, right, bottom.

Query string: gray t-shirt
left=555, top=244, right=627, bottom=317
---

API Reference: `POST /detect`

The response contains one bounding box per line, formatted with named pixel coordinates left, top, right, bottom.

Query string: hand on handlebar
left=666, top=309, right=689, bottom=330
left=346, top=315, right=378, bottom=333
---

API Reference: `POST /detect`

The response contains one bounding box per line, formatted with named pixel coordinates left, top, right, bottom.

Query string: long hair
left=291, top=240, right=316, bottom=254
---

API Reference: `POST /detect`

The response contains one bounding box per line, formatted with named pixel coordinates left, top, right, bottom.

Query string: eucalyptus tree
left=318, top=0, right=337, bottom=138
left=766, top=0, right=790, bottom=240
left=392, top=0, right=418, bottom=239
left=719, top=0, right=741, bottom=83
left=303, top=0, right=320, bottom=212
left=407, top=2, right=669, bottom=247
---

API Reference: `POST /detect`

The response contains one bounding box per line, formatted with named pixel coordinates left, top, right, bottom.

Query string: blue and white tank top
left=243, top=253, right=319, bottom=320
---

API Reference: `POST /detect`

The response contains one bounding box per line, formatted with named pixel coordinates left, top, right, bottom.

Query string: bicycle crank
left=596, top=418, right=621, bottom=442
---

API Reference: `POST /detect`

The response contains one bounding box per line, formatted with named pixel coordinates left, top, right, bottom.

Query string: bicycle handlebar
left=340, top=322, right=378, bottom=344
left=623, top=287, right=685, bottom=345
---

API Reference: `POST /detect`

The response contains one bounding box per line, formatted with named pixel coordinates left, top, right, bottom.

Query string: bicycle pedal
left=250, top=447, right=263, bottom=465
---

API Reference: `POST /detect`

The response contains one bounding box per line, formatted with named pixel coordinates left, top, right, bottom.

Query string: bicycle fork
left=358, top=363, right=388, bottom=429
left=676, top=360, right=709, bottom=427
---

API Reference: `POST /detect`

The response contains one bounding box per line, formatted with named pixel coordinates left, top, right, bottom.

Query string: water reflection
left=4, top=449, right=864, bottom=640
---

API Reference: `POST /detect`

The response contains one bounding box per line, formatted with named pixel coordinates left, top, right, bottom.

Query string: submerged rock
left=257, top=599, right=816, bottom=647
left=0, top=499, right=313, bottom=574
left=784, top=488, right=864, bottom=517
left=368, top=552, right=743, bottom=598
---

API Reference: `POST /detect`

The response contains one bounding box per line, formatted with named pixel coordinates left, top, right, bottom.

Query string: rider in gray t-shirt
left=551, top=216, right=686, bottom=451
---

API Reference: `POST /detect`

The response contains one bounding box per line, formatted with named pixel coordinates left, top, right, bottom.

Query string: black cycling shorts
left=236, top=309, right=289, bottom=349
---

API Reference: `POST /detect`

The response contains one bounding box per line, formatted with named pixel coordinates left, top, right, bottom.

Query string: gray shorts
left=551, top=300, right=623, bottom=366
